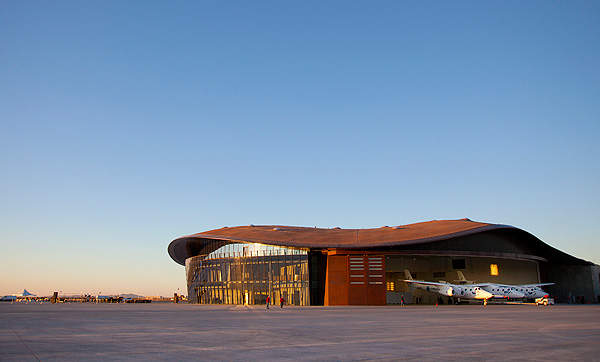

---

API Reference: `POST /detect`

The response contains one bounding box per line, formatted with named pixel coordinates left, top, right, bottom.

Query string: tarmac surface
left=1, top=303, right=599, bottom=361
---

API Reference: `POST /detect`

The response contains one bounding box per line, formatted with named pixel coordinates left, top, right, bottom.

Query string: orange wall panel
left=366, top=255, right=386, bottom=305
left=325, top=252, right=386, bottom=306
left=324, top=255, right=348, bottom=305
left=348, top=255, right=367, bottom=305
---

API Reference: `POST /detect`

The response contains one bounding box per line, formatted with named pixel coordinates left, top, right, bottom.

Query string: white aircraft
left=454, top=271, right=554, bottom=299
left=483, top=283, right=553, bottom=299
left=450, top=271, right=523, bottom=299
left=403, top=270, right=494, bottom=303
left=19, top=289, right=36, bottom=297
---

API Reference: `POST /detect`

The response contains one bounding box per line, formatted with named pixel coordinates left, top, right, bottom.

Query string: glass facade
left=186, top=243, right=309, bottom=306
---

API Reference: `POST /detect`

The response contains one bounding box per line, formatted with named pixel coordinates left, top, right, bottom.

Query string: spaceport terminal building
left=168, top=219, right=600, bottom=305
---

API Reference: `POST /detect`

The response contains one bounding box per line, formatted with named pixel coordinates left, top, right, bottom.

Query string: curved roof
left=168, top=218, right=590, bottom=266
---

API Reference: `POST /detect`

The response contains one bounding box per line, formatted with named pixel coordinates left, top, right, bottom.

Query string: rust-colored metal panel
left=324, top=255, right=348, bottom=306
left=348, top=255, right=367, bottom=305
left=182, top=219, right=491, bottom=249
left=324, top=252, right=387, bottom=306
left=170, top=219, right=519, bottom=265
left=346, top=254, right=386, bottom=305
left=366, top=255, right=386, bottom=305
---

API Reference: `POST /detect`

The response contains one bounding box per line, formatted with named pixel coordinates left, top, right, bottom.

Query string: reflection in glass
left=185, top=243, right=309, bottom=306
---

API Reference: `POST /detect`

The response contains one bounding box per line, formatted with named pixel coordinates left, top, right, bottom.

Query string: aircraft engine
left=438, top=285, right=453, bottom=296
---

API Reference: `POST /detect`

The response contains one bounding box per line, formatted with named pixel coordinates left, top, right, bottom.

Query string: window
left=386, top=281, right=395, bottom=291
left=452, top=259, right=466, bottom=270
left=433, top=272, right=446, bottom=278
left=490, top=264, right=499, bottom=276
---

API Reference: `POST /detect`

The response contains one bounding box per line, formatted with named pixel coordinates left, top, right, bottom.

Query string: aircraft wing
left=519, top=283, right=555, bottom=287
left=465, top=282, right=555, bottom=288
left=403, top=280, right=449, bottom=287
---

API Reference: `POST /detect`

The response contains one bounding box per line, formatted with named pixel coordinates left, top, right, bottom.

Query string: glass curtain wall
left=186, top=243, right=309, bottom=306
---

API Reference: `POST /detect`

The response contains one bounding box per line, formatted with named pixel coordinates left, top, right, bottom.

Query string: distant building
left=168, top=219, right=600, bottom=305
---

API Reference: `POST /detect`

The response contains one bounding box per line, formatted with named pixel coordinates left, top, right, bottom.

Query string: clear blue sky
left=1, top=1, right=598, bottom=296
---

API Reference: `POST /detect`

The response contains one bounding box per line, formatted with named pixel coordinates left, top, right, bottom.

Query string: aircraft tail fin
left=452, top=271, right=475, bottom=284
left=404, top=269, right=413, bottom=281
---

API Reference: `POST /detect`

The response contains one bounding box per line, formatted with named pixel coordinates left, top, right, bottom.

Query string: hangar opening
left=384, top=255, right=540, bottom=304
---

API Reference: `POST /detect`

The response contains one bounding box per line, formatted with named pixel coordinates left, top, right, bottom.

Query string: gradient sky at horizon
left=1, top=1, right=599, bottom=296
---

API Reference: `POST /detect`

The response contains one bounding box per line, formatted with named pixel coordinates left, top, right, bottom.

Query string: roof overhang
left=167, top=219, right=590, bottom=266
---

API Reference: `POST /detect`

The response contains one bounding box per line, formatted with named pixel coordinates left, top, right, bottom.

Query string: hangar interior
left=168, top=219, right=599, bottom=305
left=385, top=255, right=540, bottom=304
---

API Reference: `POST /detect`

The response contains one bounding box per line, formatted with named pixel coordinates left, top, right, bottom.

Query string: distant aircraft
left=19, top=289, right=36, bottom=297
left=0, top=289, right=37, bottom=301
left=403, top=270, right=493, bottom=304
